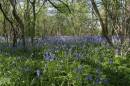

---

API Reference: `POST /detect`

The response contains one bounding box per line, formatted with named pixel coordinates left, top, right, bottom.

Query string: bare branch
left=58, top=0, right=71, bottom=13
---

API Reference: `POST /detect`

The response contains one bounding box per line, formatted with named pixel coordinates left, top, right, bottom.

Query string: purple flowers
left=74, top=53, right=81, bottom=60
left=85, top=74, right=109, bottom=85
left=86, top=75, right=93, bottom=81
left=44, top=52, right=55, bottom=61
left=95, top=78, right=100, bottom=84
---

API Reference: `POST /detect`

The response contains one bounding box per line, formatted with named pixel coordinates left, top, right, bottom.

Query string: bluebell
left=44, top=52, right=55, bottom=61
left=86, top=75, right=93, bottom=81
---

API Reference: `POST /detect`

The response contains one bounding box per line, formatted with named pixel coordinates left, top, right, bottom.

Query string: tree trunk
left=9, top=0, right=26, bottom=49
left=90, top=0, right=114, bottom=47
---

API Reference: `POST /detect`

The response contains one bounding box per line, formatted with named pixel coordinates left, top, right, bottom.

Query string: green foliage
left=0, top=0, right=99, bottom=36
left=0, top=43, right=130, bottom=86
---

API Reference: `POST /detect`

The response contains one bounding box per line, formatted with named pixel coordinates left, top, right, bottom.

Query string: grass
left=0, top=43, right=130, bottom=86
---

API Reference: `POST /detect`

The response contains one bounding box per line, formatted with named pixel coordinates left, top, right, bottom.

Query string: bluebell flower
left=74, top=53, right=81, bottom=60
left=95, top=78, right=100, bottom=84
left=57, top=39, right=64, bottom=45
left=86, top=75, right=93, bottom=81
left=44, top=52, right=55, bottom=61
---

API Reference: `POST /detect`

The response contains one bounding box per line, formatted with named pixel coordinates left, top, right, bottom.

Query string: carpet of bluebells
left=0, top=36, right=130, bottom=86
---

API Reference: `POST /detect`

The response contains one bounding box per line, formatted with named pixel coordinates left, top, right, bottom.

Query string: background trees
left=0, top=0, right=130, bottom=49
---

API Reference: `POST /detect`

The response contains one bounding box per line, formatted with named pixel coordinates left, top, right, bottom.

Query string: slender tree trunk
left=90, top=0, right=114, bottom=47
left=32, top=1, right=36, bottom=46
left=0, top=3, right=17, bottom=47
left=9, top=0, right=26, bottom=49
